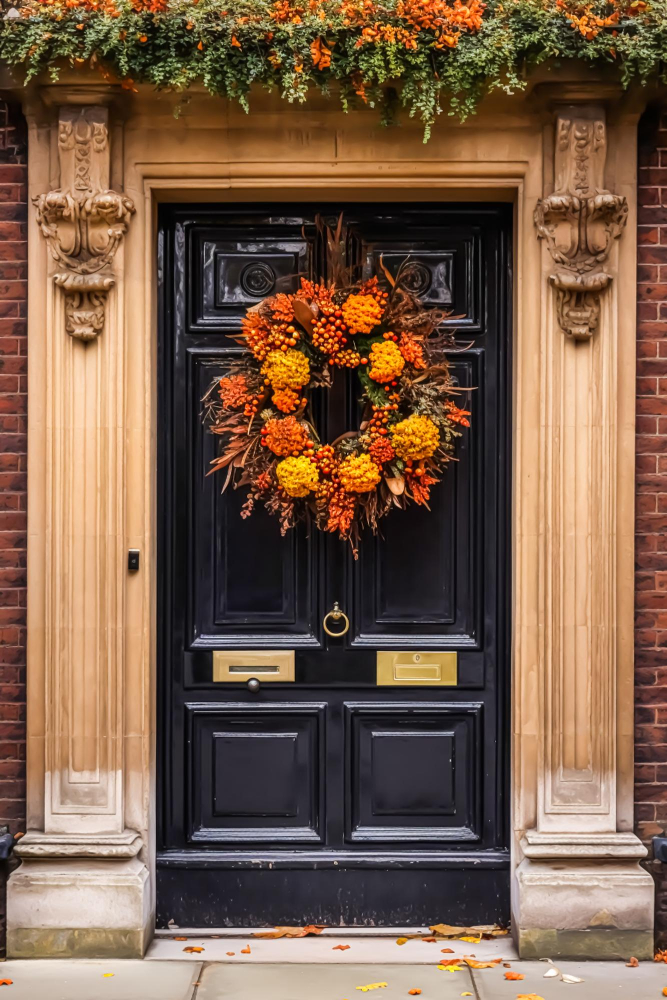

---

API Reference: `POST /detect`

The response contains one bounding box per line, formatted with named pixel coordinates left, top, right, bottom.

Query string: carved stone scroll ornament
left=33, top=107, right=135, bottom=342
left=535, top=112, right=628, bottom=340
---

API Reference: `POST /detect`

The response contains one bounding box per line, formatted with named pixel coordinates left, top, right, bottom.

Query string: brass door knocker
left=323, top=601, right=350, bottom=638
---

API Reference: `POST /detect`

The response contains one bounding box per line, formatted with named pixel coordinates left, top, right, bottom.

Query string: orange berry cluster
left=382, top=330, right=399, bottom=342
left=312, top=304, right=349, bottom=355
left=314, top=444, right=336, bottom=476
left=368, top=401, right=400, bottom=437
left=243, top=390, right=266, bottom=418
left=243, top=317, right=300, bottom=362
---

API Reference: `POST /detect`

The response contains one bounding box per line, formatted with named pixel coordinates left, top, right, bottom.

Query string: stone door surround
left=3, top=75, right=653, bottom=958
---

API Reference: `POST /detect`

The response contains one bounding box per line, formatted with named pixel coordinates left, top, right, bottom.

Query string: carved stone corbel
left=535, top=109, right=628, bottom=340
left=33, top=106, right=134, bottom=342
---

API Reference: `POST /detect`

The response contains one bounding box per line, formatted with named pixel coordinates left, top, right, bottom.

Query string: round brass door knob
left=323, top=601, right=350, bottom=638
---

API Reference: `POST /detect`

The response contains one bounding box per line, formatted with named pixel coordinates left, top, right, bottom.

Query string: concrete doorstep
left=1, top=958, right=667, bottom=1000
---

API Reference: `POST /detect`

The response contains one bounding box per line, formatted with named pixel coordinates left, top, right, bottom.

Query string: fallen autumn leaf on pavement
left=174, top=936, right=188, bottom=941
left=226, top=952, right=235, bottom=956
left=254, top=925, right=325, bottom=938
left=333, top=945, right=350, bottom=951
left=241, top=946, right=251, bottom=954
left=355, top=984, right=387, bottom=991
left=438, top=965, right=464, bottom=972
left=626, top=957, right=639, bottom=967
left=102, top=974, right=114, bottom=978
left=408, top=991, right=422, bottom=995
left=441, top=948, right=454, bottom=953
left=505, top=972, right=525, bottom=980
left=183, top=947, right=204, bottom=953
left=657, top=951, right=667, bottom=964
left=662, top=988, right=667, bottom=996
left=517, top=995, right=546, bottom=1000
left=0, top=981, right=13, bottom=987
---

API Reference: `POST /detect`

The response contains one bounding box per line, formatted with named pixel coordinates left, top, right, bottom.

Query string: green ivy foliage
left=1, top=0, right=666, bottom=139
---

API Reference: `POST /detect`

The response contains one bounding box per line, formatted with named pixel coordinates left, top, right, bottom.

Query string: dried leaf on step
left=561, top=974, right=584, bottom=984
left=355, top=983, right=387, bottom=991
left=518, top=996, right=546, bottom=1000
left=241, top=946, right=251, bottom=954
left=626, top=957, right=639, bottom=967
left=333, top=945, right=350, bottom=951
left=408, top=991, right=422, bottom=996
left=438, top=957, right=464, bottom=966
left=657, top=950, right=667, bottom=964
left=461, top=994, right=473, bottom=997
left=254, top=925, right=325, bottom=939
left=396, top=938, right=408, bottom=945
left=662, top=989, right=667, bottom=996
left=430, top=923, right=508, bottom=940
left=458, top=936, right=482, bottom=943
left=441, top=947, right=454, bottom=954
left=505, top=972, right=525, bottom=980
left=101, top=974, right=115, bottom=979
left=0, top=981, right=12, bottom=987
left=174, top=936, right=188, bottom=941
left=437, top=965, right=464, bottom=973
left=183, top=947, right=204, bottom=953
left=421, top=937, right=437, bottom=943
left=226, top=952, right=235, bottom=956
left=463, top=957, right=502, bottom=969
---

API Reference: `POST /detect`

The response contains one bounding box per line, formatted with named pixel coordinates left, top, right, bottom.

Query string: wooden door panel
left=187, top=702, right=326, bottom=845
left=189, top=225, right=312, bottom=336
left=191, top=351, right=317, bottom=647
left=345, top=702, right=481, bottom=844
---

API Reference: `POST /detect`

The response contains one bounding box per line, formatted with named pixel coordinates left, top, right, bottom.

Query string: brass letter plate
left=376, top=651, right=457, bottom=686
left=213, top=650, right=295, bottom=683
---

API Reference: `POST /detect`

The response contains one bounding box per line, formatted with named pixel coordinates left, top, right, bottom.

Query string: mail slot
left=376, top=651, right=457, bottom=686
left=213, top=650, right=295, bottom=683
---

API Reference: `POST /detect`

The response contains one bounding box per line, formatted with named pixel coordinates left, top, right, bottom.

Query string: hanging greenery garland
left=0, top=0, right=664, bottom=139
left=203, top=232, right=471, bottom=553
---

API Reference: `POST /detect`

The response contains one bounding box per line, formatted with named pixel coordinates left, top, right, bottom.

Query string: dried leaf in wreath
left=385, top=476, right=405, bottom=496
left=293, top=298, right=316, bottom=334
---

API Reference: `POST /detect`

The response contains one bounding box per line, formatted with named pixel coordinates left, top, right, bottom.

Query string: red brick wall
left=636, top=105, right=667, bottom=947
left=0, top=101, right=27, bottom=952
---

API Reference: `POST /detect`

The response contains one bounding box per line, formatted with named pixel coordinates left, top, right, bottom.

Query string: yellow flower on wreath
left=262, top=348, right=310, bottom=390
left=276, top=455, right=319, bottom=498
left=339, top=453, right=382, bottom=493
left=367, top=340, right=405, bottom=383
left=391, top=413, right=440, bottom=461
left=342, top=293, right=383, bottom=335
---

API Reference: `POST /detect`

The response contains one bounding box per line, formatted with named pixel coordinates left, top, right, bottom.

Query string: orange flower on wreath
left=218, top=373, right=250, bottom=409
left=342, top=293, right=383, bottom=335
left=262, top=415, right=311, bottom=457
left=272, top=388, right=302, bottom=413
left=367, top=340, right=405, bottom=383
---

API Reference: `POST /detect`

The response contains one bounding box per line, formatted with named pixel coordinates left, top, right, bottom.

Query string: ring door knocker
left=323, top=601, right=350, bottom=638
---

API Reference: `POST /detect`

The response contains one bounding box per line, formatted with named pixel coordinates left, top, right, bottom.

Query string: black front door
left=157, top=204, right=511, bottom=928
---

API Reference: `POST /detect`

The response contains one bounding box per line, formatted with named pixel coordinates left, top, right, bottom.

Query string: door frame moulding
left=7, top=86, right=649, bottom=958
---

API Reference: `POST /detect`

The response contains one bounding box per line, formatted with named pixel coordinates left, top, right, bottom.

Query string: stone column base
left=7, top=855, right=151, bottom=958
left=513, top=858, right=655, bottom=960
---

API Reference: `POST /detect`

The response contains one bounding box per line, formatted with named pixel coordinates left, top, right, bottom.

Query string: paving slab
left=196, top=962, right=475, bottom=999
left=0, top=959, right=201, bottom=1000
left=147, top=933, right=516, bottom=963
left=471, top=959, right=667, bottom=1000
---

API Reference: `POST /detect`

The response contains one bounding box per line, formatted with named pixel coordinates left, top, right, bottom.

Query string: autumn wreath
left=204, top=250, right=470, bottom=552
